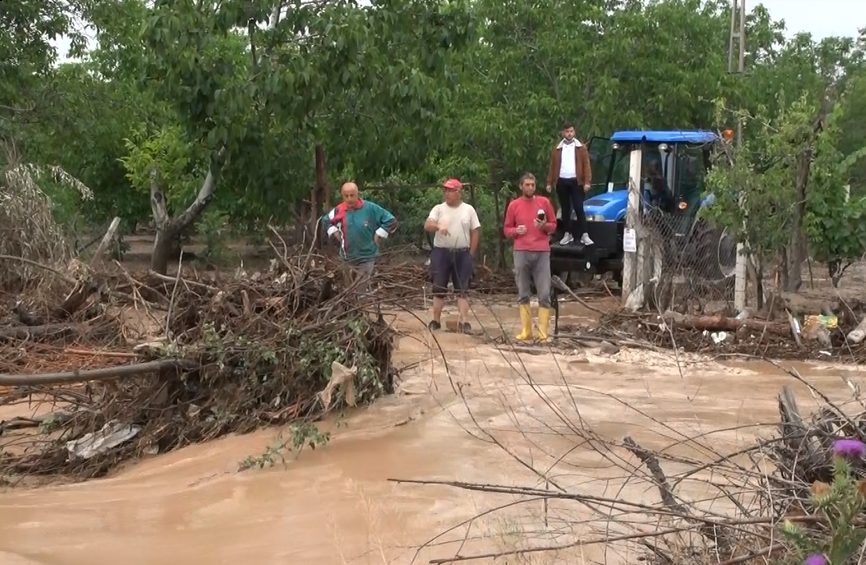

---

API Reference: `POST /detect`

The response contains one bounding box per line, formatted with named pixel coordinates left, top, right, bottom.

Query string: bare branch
left=0, top=359, right=198, bottom=386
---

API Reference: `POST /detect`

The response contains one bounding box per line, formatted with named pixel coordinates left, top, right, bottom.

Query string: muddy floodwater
left=1, top=300, right=864, bottom=564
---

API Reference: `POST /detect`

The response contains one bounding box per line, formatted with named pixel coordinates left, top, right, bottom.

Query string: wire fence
left=640, top=205, right=738, bottom=314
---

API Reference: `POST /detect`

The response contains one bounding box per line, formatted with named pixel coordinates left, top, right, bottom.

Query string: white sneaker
left=580, top=233, right=594, bottom=245
left=559, top=233, right=574, bottom=245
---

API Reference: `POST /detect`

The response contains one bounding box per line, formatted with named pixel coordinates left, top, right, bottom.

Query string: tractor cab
left=550, top=130, right=721, bottom=286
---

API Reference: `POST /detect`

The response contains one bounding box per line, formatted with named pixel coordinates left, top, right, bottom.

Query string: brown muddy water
left=1, top=299, right=864, bottom=564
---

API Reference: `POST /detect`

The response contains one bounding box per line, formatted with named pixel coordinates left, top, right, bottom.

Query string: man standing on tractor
left=503, top=173, right=557, bottom=341
left=545, top=121, right=593, bottom=246
left=323, top=181, right=398, bottom=282
left=424, top=178, right=481, bottom=334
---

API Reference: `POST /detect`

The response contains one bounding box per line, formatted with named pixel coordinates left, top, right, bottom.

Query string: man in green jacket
left=322, top=182, right=398, bottom=277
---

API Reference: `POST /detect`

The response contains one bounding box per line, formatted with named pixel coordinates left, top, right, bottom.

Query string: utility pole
left=621, top=147, right=642, bottom=305
left=729, top=0, right=747, bottom=311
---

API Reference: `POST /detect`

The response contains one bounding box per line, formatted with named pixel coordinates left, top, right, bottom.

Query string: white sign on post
left=623, top=228, right=637, bottom=253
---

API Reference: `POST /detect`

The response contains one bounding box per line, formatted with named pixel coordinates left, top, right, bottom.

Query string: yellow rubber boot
left=537, top=307, right=552, bottom=342
left=516, top=304, right=533, bottom=341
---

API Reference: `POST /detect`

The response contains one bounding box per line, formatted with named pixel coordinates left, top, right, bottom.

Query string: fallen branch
left=90, top=217, right=121, bottom=266
left=0, top=412, right=73, bottom=435
left=663, top=311, right=791, bottom=337
left=0, top=417, right=42, bottom=433
left=624, top=436, right=731, bottom=553
left=53, top=279, right=98, bottom=319
left=551, top=275, right=607, bottom=314
left=0, top=254, right=77, bottom=285
left=0, top=359, right=198, bottom=386
left=623, top=436, right=686, bottom=513
left=717, top=543, right=785, bottom=565
left=0, top=252, right=396, bottom=482
left=147, top=270, right=218, bottom=290
left=63, top=348, right=140, bottom=359
left=0, top=322, right=84, bottom=340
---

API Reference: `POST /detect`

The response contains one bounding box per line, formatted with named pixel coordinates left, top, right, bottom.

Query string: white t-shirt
left=427, top=202, right=481, bottom=249
left=559, top=143, right=577, bottom=179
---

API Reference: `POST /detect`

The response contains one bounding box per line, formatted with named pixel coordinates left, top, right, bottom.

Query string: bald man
left=322, top=182, right=398, bottom=278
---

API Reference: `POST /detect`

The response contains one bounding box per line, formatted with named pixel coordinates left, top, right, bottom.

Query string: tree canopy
left=2, top=0, right=865, bottom=277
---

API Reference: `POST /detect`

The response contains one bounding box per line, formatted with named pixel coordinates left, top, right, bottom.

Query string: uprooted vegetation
left=0, top=252, right=397, bottom=482
left=0, top=147, right=94, bottom=300
left=589, top=298, right=866, bottom=363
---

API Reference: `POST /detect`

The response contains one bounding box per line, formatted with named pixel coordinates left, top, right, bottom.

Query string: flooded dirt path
left=1, top=299, right=864, bottom=564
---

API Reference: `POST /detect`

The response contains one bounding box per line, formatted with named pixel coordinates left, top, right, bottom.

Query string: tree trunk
left=663, top=311, right=791, bottom=336
left=778, top=249, right=789, bottom=292
left=151, top=227, right=179, bottom=275
left=488, top=161, right=506, bottom=269
left=828, top=260, right=851, bottom=288
left=148, top=153, right=222, bottom=275
left=311, top=144, right=328, bottom=247
left=786, top=154, right=811, bottom=292
left=748, top=255, right=763, bottom=311
left=786, top=96, right=831, bottom=291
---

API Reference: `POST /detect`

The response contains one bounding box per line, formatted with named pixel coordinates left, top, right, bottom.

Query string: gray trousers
left=513, top=250, right=551, bottom=308
left=349, top=259, right=376, bottom=277
left=348, top=259, right=376, bottom=292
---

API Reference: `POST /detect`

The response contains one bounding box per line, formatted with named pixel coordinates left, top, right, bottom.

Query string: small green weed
left=238, top=422, right=331, bottom=471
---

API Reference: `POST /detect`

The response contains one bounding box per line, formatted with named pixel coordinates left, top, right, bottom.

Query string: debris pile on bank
left=589, top=297, right=866, bottom=362
left=0, top=253, right=394, bottom=482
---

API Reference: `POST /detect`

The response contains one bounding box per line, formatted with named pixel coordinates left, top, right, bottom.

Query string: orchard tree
left=0, top=0, right=88, bottom=138
left=439, top=0, right=764, bottom=191
left=834, top=48, right=866, bottom=194
left=806, top=92, right=866, bottom=287
left=18, top=63, right=156, bottom=227
left=111, top=0, right=471, bottom=273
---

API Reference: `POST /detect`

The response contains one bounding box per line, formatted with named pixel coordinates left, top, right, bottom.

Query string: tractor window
left=642, top=147, right=674, bottom=212
left=610, top=149, right=629, bottom=187
left=675, top=146, right=706, bottom=211
left=587, top=137, right=628, bottom=195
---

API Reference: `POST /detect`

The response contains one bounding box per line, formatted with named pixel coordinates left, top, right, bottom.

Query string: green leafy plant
left=197, top=208, right=231, bottom=266
left=804, top=106, right=866, bottom=287
left=780, top=439, right=866, bottom=565
left=237, top=422, right=331, bottom=471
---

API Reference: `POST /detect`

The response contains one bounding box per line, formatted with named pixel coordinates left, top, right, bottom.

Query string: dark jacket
left=546, top=141, right=592, bottom=188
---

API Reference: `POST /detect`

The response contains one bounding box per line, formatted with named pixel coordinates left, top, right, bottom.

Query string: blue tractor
left=550, top=129, right=735, bottom=287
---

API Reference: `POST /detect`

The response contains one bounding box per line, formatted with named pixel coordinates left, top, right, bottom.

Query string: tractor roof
left=610, top=130, right=718, bottom=144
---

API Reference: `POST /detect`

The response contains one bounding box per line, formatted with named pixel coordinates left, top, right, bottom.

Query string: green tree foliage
left=127, top=0, right=471, bottom=227
left=3, top=0, right=865, bottom=281
left=706, top=97, right=822, bottom=275
left=0, top=0, right=87, bottom=132
left=806, top=106, right=866, bottom=286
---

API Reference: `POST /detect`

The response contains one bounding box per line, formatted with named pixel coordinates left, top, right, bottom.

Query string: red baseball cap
left=443, top=178, right=462, bottom=190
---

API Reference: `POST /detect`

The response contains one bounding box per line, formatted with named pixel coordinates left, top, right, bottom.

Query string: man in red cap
left=424, top=178, right=481, bottom=333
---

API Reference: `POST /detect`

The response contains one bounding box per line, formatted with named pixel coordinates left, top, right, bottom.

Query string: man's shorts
left=430, top=247, right=472, bottom=296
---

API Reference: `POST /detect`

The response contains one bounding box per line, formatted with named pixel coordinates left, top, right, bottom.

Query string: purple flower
left=804, top=554, right=827, bottom=565
left=833, top=438, right=866, bottom=460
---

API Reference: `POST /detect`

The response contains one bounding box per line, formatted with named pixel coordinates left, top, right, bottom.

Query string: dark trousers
left=556, top=177, right=587, bottom=237
left=430, top=247, right=473, bottom=296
